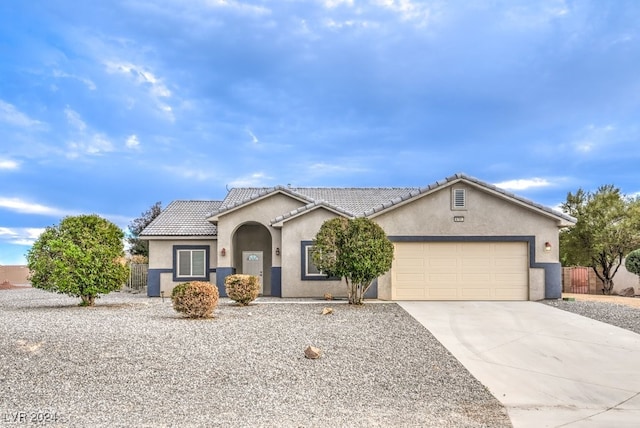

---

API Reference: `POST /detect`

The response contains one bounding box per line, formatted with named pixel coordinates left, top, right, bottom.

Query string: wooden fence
left=127, top=263, right=148, bottom=290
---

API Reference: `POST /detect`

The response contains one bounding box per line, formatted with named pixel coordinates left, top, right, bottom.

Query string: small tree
left=560, top=185, right=640, bottom=294
left=313, top=217, right=394, bottom=305
left=127, top=201, right=162, bottom=257
left=625, top=249, right=640, bottom=285
left=27, top=214, right=129, bottom=306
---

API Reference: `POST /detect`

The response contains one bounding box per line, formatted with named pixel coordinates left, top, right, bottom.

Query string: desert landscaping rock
left=0, top=288, right=511, bottom=427
left=304, top=345, right=321, bottom=359
left=542, top=298, right=640, bottom=335
left=617, top=287, right=635, bottom=297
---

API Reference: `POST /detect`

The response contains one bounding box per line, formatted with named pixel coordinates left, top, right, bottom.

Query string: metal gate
left=127, top=263, right=148, bottom=290
left=569, top=267, right=589, bottom=294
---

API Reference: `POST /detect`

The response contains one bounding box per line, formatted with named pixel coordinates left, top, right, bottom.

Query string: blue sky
left=1, top=0, right=639, bottom=265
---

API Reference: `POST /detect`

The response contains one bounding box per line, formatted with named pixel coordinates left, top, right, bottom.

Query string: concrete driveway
left=399, top=301, right=640, bottom=428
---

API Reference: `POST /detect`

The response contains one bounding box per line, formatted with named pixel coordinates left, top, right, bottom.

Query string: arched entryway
left=232, top=222, right=273, bottom=295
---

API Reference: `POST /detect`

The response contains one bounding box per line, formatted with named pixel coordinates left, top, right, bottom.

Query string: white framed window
left=452, top=188, right=466, bottom=210
left=300, top=241, right=337, bottom=281
left=305, top=245, right=323, bottom=277
left=173, top=246, right=208, bottom=280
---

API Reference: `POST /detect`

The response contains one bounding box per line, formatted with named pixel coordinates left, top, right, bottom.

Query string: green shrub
left=224, top=274, right=260, bottom=306
left=27, top=214, right=129, bottom=306
left=626, top=249, right=640, bottom=279
left=171, top=281, right=219, bottom=318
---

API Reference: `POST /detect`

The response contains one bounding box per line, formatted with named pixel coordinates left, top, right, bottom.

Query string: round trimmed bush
left=224, top=274, right=260, bottom=306
left=626, top=249, right=640, bottom=278
left=171, top=281, right=219, bottom=318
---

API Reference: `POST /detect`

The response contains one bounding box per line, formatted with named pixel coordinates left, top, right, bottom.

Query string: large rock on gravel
left=618, top=287, right=635, bottom=297
left=304, top=346, right=321, bottom=359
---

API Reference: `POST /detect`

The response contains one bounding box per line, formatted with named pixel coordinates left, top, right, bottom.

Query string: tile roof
left=142, top=173, right=575, bottom=237
left=140, top=200, right=222, bottom=236
left=212, top=186, right=419, bottom=218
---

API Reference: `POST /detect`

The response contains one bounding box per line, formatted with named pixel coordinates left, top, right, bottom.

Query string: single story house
left=141, top=173, right=575, bottom=301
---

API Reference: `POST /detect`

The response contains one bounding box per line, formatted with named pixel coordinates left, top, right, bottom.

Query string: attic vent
left=452, top=188, right=466, bottom=209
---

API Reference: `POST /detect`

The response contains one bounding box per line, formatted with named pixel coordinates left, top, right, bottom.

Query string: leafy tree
left=27, top=214, right=129, bottom=306
left=625, top=249, right=640, bottom=285
left=560, top=185, right=640, bottom=294
left=313, top=217, right=394, bottom=305
left=127, top=201, right=162, bottom=257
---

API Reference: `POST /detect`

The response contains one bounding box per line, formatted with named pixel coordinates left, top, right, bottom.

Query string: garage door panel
left=392, top=242, right=529, bottom=301
left=395, top=288, right=426, bottom=299
left=397, top=257, right=424, bottom=267
left=427, top=288, right=459, bottom=298
left=428, top=273, right=458, bottom=282
left=494, top=287, right=528, bottom=299
left=461, top=288, right=492, bottom=299
left=396, top=273, right=425, bottom=282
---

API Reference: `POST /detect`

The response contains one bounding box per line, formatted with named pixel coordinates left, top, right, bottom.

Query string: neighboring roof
left=140, top=200, right=222, bottom=236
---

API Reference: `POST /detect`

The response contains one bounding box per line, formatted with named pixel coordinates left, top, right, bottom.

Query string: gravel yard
left=541, top=296, right=640, bottom=335
left=0, top=288, right=510, bottom=427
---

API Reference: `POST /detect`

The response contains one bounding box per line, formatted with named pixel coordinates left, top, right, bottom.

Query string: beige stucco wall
left=215, top=193, right=301, bottom=270
left=148, top=238, right=217, bottom=295
left=372, top=183, right=562, bottom=301
left=280, top=208, right=349, bottom=298
left=148, top=238, right=217, bottom=269
left=529, top=268, right=545, bottom=300
left=613, top=259, right=640, bottom=293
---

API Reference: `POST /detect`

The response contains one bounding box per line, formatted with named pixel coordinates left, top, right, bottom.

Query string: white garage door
left=392, top=242, right=529, bottom=300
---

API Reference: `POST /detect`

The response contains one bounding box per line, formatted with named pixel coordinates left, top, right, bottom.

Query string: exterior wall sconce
left=276, top=247, right=280, bottom=256
left=544, top=242, right=552, bottom=252
left=220, top=248, right=226, bottom=257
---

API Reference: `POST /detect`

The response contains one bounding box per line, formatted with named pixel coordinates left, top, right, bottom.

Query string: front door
left=242, top=251, right=263, bottom=294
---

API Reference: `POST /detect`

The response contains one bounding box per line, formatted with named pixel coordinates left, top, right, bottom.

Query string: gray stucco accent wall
left=215, top=267, right=236, bottom=297
left=388, top=235, right=562, bottom=299
left=147, top=268, right=218, bottom=297
left=147, top=268, right=171, bottom=297
left=271, top=267, right=282, bottom=297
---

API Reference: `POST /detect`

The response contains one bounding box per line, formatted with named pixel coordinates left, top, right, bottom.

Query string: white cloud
left=105, top=61, right=174, bottom=120
left=126, top=134, right=141, bottom=149
left=502, top=1, right=569, bottom=29
left=494, top=178, right=552, bottom=191
left=373, top=0, right=434, bottom=26
left=572, top=124, right=615, bottom=154
left=324, top=19, right=374, bottom=30
left=205, top=0, right=270, bottom=15
left=247, top=129, right=259, bottom=144
left=229, top=172, right=272, bottom=187
left=64, top=107, right=114, bottom=157
left=308, top=162, right=369, bottom=174
left=65, top=107, right=87, bottom=131
left=52, top=69, right=97, bottom=90
left=0, top=197, right=73, bottom=217
left=323, top=0, right=354, bottom=8
left=162, top=165, right=217, bottom=181
left=0, top=159, right=19, bottom=170
left=0, top=227, right=45, bottom=248
left=0, top=227, right=18, bottom=236
left=0, top=100, right=44, bottom=128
